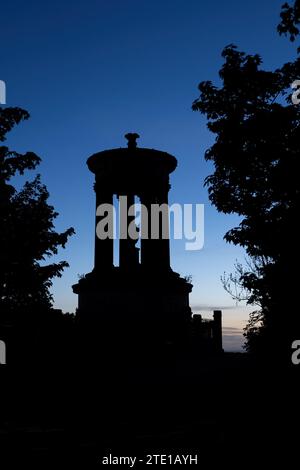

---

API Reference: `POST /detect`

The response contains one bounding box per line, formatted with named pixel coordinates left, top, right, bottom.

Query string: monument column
left=155, top=178, right=171, bottom=270
left=94, top=179, right=114, bottom=271
left=140, top=177, right=171, bottom=272
left=119, top=192, right=139, bottom=270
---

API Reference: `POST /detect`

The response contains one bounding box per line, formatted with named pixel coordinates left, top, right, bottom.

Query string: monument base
left=72, top=267, right=193, bottom=353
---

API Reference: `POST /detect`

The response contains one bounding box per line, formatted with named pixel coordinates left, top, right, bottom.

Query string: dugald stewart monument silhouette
left=72, top=133, right=222, bottom=355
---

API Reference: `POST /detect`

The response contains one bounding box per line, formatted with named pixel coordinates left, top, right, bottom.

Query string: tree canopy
left=193, top=3, right=300, bottom=359
left=0, top=107, right=74, bottom=319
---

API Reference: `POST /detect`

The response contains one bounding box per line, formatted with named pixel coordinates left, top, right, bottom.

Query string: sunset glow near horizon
left=1, top=0, right=293, bottom=351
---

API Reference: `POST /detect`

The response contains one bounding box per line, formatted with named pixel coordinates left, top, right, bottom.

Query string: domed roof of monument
left=87, top=133, right=177, bottom=175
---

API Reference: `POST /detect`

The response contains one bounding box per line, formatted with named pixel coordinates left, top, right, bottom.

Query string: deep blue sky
left=1, top=0, right=295, bottom=350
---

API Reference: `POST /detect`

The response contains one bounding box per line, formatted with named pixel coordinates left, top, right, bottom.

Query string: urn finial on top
left=125, top=132, right=140, bottom=149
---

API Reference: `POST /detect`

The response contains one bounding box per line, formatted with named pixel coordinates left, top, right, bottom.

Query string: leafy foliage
left=278, top=0, right=300, bottom=42
left=193, top=28, right=300, bottom=357
left=0, top=107, right=74, bottom=319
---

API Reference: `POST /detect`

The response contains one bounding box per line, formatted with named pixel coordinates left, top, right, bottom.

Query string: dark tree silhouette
left=278, top=0, right=300, bottom=42
left=0, top=107, right=74, bottom=320
left=192, top=7, right=300, bottom=359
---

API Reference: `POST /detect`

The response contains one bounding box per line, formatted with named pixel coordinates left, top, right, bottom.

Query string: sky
left=1, top=0, right=296, bottom=351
